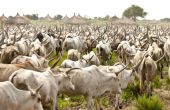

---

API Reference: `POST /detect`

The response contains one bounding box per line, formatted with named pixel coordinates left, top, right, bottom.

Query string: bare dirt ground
left=154, top=89, right=170, bottom=110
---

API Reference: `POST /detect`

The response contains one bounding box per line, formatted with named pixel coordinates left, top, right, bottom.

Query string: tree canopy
left=25, top=14, right=38, bottom=20
left=53, top=14, right=63, bottom=20
left=123, top=5, right=147, bottom=21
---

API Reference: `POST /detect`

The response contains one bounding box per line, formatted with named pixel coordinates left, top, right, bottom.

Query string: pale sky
left=0, top=0, right=169, bottom=20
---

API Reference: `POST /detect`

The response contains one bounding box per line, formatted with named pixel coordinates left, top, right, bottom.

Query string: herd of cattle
left=0, top=24, right=169, bottom=110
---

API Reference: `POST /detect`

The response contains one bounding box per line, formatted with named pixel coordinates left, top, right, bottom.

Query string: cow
left=67, top=49, right=81, bottom=61
left=134, top=52, right=165, bottom=93
left=1, top=45, right=19, bottom=63
left=0, top=62, right=45, bottom=81
left=11, top=54, right=49, bottom=70
left=62, top=36, right=88, bottom=53
left=0, top=81, right=43, bottom=110
left=56, top=65, right=127, bottom=110
left=96, top=41, right=112, bottom=64
left=60, top=55, right=94, bottom=68
left=0, top=33, right=30, bottom=64
left=9, top=68, right=75, bottom=110
left=99, top=53, right=145, bottom=90
left=29, top=39, right=47, bottom=57
left=83, top=51, right=100, bottom=66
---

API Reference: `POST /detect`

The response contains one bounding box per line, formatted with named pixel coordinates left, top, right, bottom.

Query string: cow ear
left=66, top=75, right=71, bottom=79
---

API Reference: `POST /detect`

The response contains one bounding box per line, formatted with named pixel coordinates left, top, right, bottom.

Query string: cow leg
left=96, top=98, right=103, bottom=110
left=115, top=94, right=120, bottom=110
left=55, top=48, right=59, bottom=58
left=160, top=63, right=164, bottom=79
left=146, top=81, right=152, bottom=96
left=52, top=96, right=57, bottom=110
left=87, top=95, right=93, bottom=110
left=140, top=74, right=145, bottom=93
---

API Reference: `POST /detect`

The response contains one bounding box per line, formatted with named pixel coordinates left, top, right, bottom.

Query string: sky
left=0, top=0, right=169, bottom=20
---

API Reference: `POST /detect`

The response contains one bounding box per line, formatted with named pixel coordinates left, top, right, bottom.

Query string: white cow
left=62, top=36, right=88, bottom=52
left=0, top=81, right=43, bottom=110
left=61, top=55, right=94, bottom=68
left=83, top=51, right=100, bottom=66
left=99, top=63, right=135, bottom=89
left=57, top=65, right=125, bottom=110
left=11, top=54, right=49, bottom=71
left=9, top=68, right=75, bottom=110
left=67, top=49, right=81, bottom=61
left=96, top=41, right=112, bottom=64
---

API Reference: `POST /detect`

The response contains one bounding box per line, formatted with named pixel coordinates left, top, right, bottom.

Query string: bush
left=165, top=77, right=170, bottom=85
left=153, top=75, right=161, bottom=89
left=135, top=95, right=163, bottom=110
left=122, top=81, right=140, bottom=101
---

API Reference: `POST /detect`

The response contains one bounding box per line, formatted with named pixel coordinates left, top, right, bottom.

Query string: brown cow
left=0, top=62, right=44, bottom=81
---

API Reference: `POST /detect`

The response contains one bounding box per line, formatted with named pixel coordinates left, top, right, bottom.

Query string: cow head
left=55, top=73, right=75, bottom=92
left=1, top=45, right=19, bottom=64
left=26, top=84, right=43, bottom=110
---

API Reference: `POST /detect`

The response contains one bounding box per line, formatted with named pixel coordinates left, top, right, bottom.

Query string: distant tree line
left=25, top=14, right=39, bottom=20
left=160, top=18, right=170, bottom=22
left=25, top=14, right=63, bottom=20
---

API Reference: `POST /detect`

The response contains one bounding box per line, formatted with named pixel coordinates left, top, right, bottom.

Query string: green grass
left=165, top=77, right=170, bottom=85
left=48, top=50, right=68, bottom=67
left=122, top=81, right=141, bottom=102
left=108, top=52, right=118, bottom=65
left=153, top=75, right=161, bottom=89
left=58, top=95, right=85, bottom=109
left=135, top=95, right=164, bottom=110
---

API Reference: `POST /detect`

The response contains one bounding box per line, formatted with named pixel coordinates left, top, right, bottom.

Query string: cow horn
left=115, top=63, right=128, bottom=75
left=48, top=57, right=55, bottom=63
left=33, top=52, right=41, bottom=58
left=51, top=57, right=61, bottom=69
left=66, top=68, right=81, bottom=75
left=12, top=32, right=17, bottom=45
left=57, top=28, right=62, bottom=38
left=36, top=84, right=44, bottom=93
left=88, top=54, right=94, bottom=61
left=91, top=39, right=95, bottom=46
left=45, top=49, right=54, bottom=59
left=155, top=52, right=165, bottom=63
left=26, top=82, right=32, bottom=91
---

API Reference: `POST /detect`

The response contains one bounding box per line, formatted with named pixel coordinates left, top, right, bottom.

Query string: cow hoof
left=119, top=105, right=122, bottom=109
left=100, top=107, right=103, bottom=110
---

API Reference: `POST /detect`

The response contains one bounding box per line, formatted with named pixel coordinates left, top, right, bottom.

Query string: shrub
left=122, top=81, right=140, bottom=101
left=135, top=95, right=163, bottom=110
left=153, top=75, right=161, bottom=89
left=165, top=77, right=170, bottom=85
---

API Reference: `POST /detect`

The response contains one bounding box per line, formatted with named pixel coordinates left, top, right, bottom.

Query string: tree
left=160, top=18, right=170, bottom=22
left=123, top=5, right=147, bottom=21
left=25, top=14, right=38, bottom=20
left=53, top=14, right=63, bottom=20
